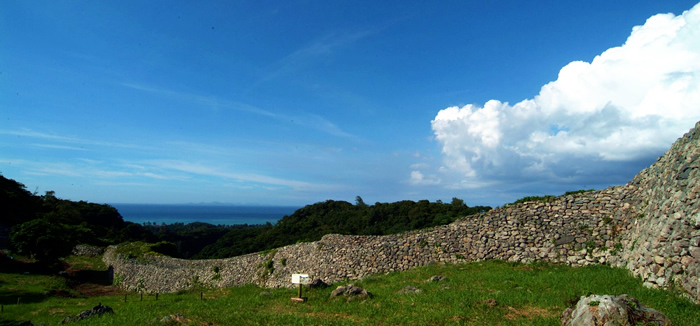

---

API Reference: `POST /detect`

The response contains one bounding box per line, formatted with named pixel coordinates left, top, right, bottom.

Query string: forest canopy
left=194, top=197, right=491, bottom=259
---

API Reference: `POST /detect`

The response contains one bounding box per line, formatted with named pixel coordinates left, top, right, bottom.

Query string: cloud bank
left=427, top=4, right=700, bottom=190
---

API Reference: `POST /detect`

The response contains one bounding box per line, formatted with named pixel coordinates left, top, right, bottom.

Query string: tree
left=0, top=174, right=41, bottom=226
left=10, top=218, right=78, bottom=265
left=355, top=196, right=367, bottom=207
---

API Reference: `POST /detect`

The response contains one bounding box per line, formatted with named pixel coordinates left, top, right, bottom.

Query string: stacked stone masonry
left=104, top=121, right=700, bottom=301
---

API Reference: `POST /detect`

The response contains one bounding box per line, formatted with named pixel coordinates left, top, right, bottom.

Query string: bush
left=150, top=241, right=178, bottom=257
left=10, top=218, right=78, bottom=265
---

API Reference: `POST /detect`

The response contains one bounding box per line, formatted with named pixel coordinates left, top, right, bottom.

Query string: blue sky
left=2, top=1, right=699, bottom=207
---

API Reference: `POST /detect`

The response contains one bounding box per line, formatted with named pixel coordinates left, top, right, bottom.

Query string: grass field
left=1, top=256, right=698, bottom=325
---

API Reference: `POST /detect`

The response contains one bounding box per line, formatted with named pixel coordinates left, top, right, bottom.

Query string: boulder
left=308, top=278, right=329, bottom=288
left=561, top=294, right=672, bottom=326
left=329, top=284, right=371, bottom=302
left=61, top=303, right=114, bottom=323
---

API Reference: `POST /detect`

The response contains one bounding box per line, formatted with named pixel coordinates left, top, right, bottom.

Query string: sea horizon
left=109, top=203, right=301, bottom=226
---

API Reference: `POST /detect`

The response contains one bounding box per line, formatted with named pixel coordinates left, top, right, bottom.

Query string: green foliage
left=257, top=259, right=275, bottom=282
left=0, top=174, right=41, bottom=227
left=113, top=241, right=169, bottom=260
left=113, top=272, right=123, bottom=286
left=506, top=189, right=596, bottom=207
left=507, top=195, right=556, bottom=206
left=610, top=242, right=624, bottom=255
left=141, top=221, right=232, bottom=259
left=588, top=300, right=600, bottom=306
left=150, top=241, right=178, bottom=257
left=9, top=219, right=78, bottom=265
left=197, top=199, right=491, bottom=259
left=263, top=259, right=274, bottom=270
left=2, top=175, right=158, bottom=262
left=563, top=189, right=596, bottom=196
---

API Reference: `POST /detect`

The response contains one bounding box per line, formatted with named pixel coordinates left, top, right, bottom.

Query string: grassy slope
left=1, top=258, right=699, bottom=325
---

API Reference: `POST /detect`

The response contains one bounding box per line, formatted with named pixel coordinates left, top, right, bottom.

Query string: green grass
left=1, top=260, right=698, bottom=325
left=62, top=255, right=107, bottom=271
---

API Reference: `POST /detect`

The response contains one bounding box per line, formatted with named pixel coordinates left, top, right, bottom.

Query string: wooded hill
left=193, top=197, right=491, bottom=259
left=1, top=174, right=490, bottom=262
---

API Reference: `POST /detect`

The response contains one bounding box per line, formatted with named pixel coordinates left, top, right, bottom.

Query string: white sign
left=291, top=273, right=310, bottom=284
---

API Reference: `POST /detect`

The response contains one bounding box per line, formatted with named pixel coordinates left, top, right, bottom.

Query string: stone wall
left=608, top=121, right=700, bottom=296
left=104, top=121, right=700, bottom=301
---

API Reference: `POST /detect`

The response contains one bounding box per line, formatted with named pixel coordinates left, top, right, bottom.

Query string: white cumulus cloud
left=409, top=170, right=441, bottom=186
left=431, top=3, right=700, bottom=189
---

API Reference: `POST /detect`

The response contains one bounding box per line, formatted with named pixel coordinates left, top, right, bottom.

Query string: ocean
left=110, top=204, right=300, bottom=226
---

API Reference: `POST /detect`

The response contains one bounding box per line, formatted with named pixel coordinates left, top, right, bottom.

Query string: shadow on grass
left=0, top=254, right=48, bottom=276
left=68, top=268, right=112, bottom=286
left=0, top=290, right=51, bottom=305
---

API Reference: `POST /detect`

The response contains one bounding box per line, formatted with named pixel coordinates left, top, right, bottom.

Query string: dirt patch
left=514, top=265, right=534, bottom=271
left=63, top=258, right=127, bottom=297
left=73, top=283, right=126, bottom=297
left=49, top=308, right=67, bottom=315
left=504, top=305, right=557, bottom=320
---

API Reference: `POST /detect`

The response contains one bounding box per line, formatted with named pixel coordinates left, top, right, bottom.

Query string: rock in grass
left=61, top=303, right=114, bottom=323
left=309, top=278, right=329, bottom=288
left=426, top=275, right=446, bottom=282
left=329, top=284, right=371, bottom=302
left=397, top=285, right=422, bottom=294
left=160, top=314, right=189, bottom=325
left=560, top=294, right=672, bottom=326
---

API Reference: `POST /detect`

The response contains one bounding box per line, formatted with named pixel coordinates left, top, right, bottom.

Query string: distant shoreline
left=110, top=203, right=301, bottom=226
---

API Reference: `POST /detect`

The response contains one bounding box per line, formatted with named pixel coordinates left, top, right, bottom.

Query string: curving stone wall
left=608, top=121, right=700, bottom=296
left=104, top=121, right=700, bottom=301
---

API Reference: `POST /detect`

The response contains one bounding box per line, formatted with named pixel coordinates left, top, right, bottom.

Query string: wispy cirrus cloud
left=1, top=129, right=150, bottom=150
left=120, top=83, right=279, bottom=118
left=32, top=143, right=89, bottom=151
left=251, top=29, right=377, bottom=89
left=147, top=159, right=326, bottom=190
left=122, top=83, right=359, bottom=140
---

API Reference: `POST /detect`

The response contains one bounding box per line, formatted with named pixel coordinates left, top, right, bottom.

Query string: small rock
left=160, top=314, right=188, bottom=325
left=397, top=285, right=422, bottom=294
left=426, top=275, right=446, bottom=282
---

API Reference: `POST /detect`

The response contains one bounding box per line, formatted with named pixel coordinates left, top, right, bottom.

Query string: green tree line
left=1, top=174, right=156, bottom=266
left=2, top=174, right=491, bottom=263
left=193, top=197, right=491, bottom=259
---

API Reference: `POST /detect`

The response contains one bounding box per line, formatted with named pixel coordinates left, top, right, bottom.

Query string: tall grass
left=2, top=260, right=698, bottom=325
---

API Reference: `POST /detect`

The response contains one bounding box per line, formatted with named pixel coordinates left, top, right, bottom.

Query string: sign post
left=291, top=273, right=310, bottom=302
